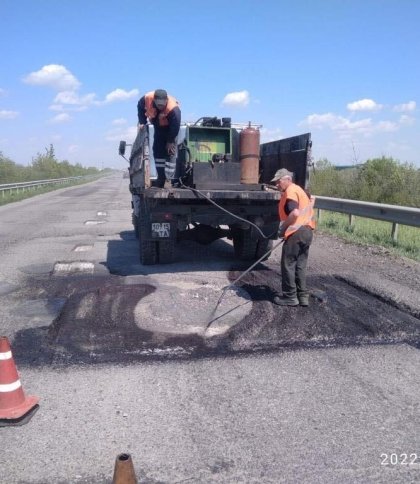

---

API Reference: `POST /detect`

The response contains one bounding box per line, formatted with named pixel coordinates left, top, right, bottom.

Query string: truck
left=118, top=117, right=312, bottom=265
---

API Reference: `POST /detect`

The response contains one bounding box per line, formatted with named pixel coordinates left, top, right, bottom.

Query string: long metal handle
left=226, top=238, right=284, bottom=290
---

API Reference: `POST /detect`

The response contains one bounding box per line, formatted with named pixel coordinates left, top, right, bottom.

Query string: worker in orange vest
left=137, top=89, right=181, bottom=187
left=271, top=168, right=316, bottom=306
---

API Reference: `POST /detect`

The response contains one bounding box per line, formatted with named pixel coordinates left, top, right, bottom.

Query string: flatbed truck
left=119, top=118, right=311, bottom=265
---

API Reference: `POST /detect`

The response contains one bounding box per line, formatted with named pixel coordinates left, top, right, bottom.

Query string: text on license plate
left=151, top=222, right=170, bottom=238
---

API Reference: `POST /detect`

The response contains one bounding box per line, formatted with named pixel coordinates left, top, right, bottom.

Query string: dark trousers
left=152, top=150, right=179, bottom=188
left=154, top=166, right=166, bottom=188
left=281, top=226, right=313, bottom=300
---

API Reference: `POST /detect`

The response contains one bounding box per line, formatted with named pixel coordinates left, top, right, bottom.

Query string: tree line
left=0, top=145, right=100, bottom=184
left=309, top=156, right=420, bottom=208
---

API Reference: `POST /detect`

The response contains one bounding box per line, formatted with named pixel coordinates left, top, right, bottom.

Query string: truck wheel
left=158, top=239, right=175, bottom=264
left=139, top=239, right=157, bottom=265
left=255, top=238, right=273, bottom=261
left=138, top=218, right=157, bottom=265
left=233, top=229, right=258, bottom=261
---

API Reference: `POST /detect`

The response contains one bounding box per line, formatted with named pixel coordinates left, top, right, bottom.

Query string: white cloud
left=68, top=145, right=79, bottom=153
left=347, top=98, right=382, bottom=111
left=0, top=110, right=19, bottom=119
left=376, top=120, right=398, bottom=132
left=112, top=118, right=127, bottom=125
left=50, top=90, right=97, bottom=113
left=50, top=89, right=138, bottom=112
left=399, top=114, right=415, bottom=125
left=53, top=90, right=97, bottom=106
left=50, top=113, right=71, bottom=124
left=302, top=112, right=400, bottom=136
left=303, top=113, right=373, bottom=132
left=49, top=103, right=88, bottom=112
left=304, top=113, right=337, bottom=127
left=221, top=90, right=250, bottom=107
left=393, top=101, right=416, bottom=112
left=260, top=127, right=284, bottom=143
left=23, top=64, right=81, bottom=91
left=49, top=104, right=64, bottom=112
left=105, top=126, right=137, bottom=142
left=104, top=88, right=139, bottom=103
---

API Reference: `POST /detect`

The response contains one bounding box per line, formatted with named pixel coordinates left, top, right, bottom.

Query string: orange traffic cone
left=0, top=336, right=39, bottom=426
left=112, top=453, right=138, bottom=484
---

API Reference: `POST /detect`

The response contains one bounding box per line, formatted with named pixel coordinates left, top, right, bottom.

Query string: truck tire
left=255, top=238, right=273, bottom=261
left=139, top=238, right=157, bottom=265
left=138, top=218, right=157, bottom=265
left=233, top=229, right=258, bottom=261
left=158, top=239, right=175, bottom=264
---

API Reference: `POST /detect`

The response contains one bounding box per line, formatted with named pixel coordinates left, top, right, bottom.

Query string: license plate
left=151, top=222, right=170, bottom=238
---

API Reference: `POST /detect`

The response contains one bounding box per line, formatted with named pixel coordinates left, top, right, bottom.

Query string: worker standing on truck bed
left=272, top=168, right=316, bottom=306
left=137, top=89, right=181, bottom=187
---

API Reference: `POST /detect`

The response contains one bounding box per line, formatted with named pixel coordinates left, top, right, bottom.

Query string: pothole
left=134, top=284, right=252, bottom=337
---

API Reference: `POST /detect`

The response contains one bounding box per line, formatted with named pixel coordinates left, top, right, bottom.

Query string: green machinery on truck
left=118, top=117, right=312, bottom=265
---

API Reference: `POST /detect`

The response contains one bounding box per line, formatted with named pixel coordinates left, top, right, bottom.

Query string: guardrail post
left=391, top=222, right=399, bottom=242
left=349, top=214, right=354, bottom=226
left=317, top=208, right=322, bottom=222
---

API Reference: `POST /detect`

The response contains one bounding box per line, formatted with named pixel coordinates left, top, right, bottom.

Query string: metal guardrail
left=0, top=175, right=98, bottom=197
left=314, top=195, right=420, bottom=241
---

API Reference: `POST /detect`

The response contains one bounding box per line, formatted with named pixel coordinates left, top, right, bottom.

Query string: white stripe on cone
left=0, top=380, right=22, bottom=392
left=0, top=351, right=12, bottom=360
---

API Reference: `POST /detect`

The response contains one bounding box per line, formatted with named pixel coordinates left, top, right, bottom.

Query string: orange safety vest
left=144, top=91, right=179, bottom=127
left=279, top=183, right=316, bottom=239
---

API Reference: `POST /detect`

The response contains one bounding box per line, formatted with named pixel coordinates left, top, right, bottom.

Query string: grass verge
left=316, top=210, right=420, bottom=262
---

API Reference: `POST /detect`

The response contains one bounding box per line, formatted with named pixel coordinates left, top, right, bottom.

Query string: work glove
left=137, top=123, right=145, bottom=133
left=166, top=142, right=176, bottom=156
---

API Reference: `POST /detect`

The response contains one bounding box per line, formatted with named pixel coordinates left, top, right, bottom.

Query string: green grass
left=316, top=210, right=420, bottom=262
left=0, top=177, right=98, bottom=206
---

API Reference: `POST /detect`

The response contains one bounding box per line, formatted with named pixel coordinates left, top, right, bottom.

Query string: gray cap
left=271, top=168, right=293, bottom=182
left=154, top=89, right=168, bottom=101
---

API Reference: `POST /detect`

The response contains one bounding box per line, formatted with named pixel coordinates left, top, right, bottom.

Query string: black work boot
left=273, top=295, right=299, bottom=306
left=298, top=296, right=309, bottom=307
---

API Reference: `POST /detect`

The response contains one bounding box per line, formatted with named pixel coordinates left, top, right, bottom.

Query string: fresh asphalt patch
left=228, top=271, right=420, bottom=353
left=9, top=264, right=420, bottom=367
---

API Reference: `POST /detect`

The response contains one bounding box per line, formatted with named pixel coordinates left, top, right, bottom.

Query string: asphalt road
left=0, top=175, right=419, bottom=483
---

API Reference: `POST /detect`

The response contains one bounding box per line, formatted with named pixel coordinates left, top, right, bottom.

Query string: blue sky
left=0, top=0, right=419, bottom=169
